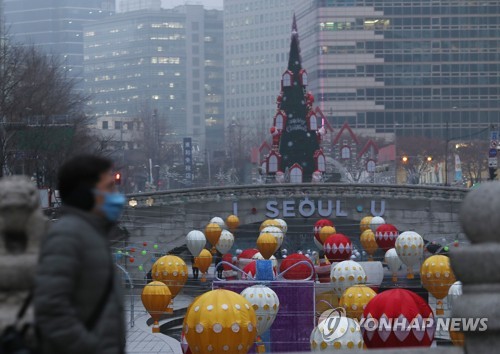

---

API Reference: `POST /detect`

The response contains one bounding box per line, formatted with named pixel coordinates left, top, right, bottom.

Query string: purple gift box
left=213, top=280, right=315, bottom=353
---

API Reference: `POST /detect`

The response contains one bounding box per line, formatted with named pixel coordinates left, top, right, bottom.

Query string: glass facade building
left=118, top=0, right=161, bottom=13
left=204, top=10, right=225, bottom=151
left=297, top=0, right=500, bottom=139
left=83, top=5, right=224, bottom=151
left=0, top=0, right=3, bottom=32
left=3, top=0, right=114, bottom=82
left=224, top=0, right=301, bottom=135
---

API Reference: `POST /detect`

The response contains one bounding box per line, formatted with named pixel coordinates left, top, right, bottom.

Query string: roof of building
left=358, top=139, right=379, bottom=158
left=332, top=122, right=359, bottom=145
left=378, top=144, right=396, bottom=163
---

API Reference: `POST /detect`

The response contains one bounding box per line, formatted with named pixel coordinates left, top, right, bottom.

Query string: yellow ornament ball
left=339, top=285, right=377, bottom=320
left=256, top=233, right=278, bottom=260
left=360, top=229, right=378, bottom=260
left=205, top=223, right=223, bottom=247
left=420, top=255, right=456, bottom=315
left=196, top=249, right=213, bottom=282
left=360, top=216, right=373, bottom=232
left=226, top=215, right=240, bottom=231
left=141, top=281, right=172, bottom=333
left=152, top=255, right=188, bottom=299
left=319, top=225, right=336, bottom=244
left=185, top=289, right=257, bottom=354
left=259, top=219, right=280, bottom=232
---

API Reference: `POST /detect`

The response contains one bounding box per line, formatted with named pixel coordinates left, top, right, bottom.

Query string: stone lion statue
left=0, top=176, right=49, bottom=331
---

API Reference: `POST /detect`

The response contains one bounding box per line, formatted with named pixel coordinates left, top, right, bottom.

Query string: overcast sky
left=161, top=0, right=223, bottom=9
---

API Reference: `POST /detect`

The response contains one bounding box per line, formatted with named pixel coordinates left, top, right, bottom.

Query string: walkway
left=125, top=293, right=194, bottom=354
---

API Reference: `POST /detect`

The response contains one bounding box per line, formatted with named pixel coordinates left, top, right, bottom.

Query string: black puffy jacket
left=34, top=207, right=125, bottom=354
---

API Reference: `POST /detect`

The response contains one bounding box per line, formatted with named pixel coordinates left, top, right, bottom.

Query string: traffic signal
left=489, top=168, right=497, bottom=181
left=115, top=172, right=122, bottom=185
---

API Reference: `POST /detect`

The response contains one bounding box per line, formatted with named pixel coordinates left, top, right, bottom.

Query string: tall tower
left=265, top=15, right=326, bottom=183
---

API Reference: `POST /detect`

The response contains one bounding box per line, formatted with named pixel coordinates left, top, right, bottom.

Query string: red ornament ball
left=375, top=224, right=399, bottom=251
left=279, top=253, right=315, bottom=280
left=222, top=253, right=235, bottom=272
left=238, top=248, right=259, bottom=260
left=362, top=289, right=435, bottom=348
left=242, top=261, right=257, bottom=279
left=242, top=260, right=277, bottom=280
left=130, top=248, right=136, bottom=253
left=323, top=233, right=352, bottom=262
left=237, top=248, right=259, bottom=269
left=270, top=126, right=276, bottom=134
left=180, top=330, right=192, bottom=354
left=143, top=242, right=148, bottom=247
left=129, top=257, right=135, bottom=263
left=313, top=219, right=334, bottom=245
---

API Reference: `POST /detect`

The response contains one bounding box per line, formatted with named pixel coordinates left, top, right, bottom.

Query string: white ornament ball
left=330, top=260, right=367, bottom=297
left=369, top=216, right=385, bottom=232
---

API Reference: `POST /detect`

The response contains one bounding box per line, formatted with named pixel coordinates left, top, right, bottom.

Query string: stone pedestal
left=450, top=182, right=500, bottom=354
left=0, top=176, right=48, bottom=331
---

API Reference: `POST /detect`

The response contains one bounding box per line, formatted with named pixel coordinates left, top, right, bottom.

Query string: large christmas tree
left=266, top=15, right=325, bottom=183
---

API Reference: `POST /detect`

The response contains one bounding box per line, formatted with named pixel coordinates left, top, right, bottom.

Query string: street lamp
left=401, top=155, right=432, bottom=162
left=230, top=119, right=236, bottom=169
left=400, top=155, right=433, bottom=184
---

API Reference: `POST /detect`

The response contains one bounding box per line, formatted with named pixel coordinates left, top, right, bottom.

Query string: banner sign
left=183, top=137, right=193, bottom=186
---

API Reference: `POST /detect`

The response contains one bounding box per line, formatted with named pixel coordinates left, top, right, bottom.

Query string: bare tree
left=397, top=136, right=445, bottom=184
left=225, top=117, right=268, bottom=185
left=0, top=37, right=109, bottom=186
left=125, top=102, right=182, bottom=191
left=341, top=136, right=387, bottom=183
left=0, top=41, right=29, bottom=176
left=455, top=140, right=489, bottom=185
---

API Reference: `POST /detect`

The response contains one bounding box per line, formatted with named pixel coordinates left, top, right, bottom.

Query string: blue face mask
left=97, top=192, right=126, bottom=222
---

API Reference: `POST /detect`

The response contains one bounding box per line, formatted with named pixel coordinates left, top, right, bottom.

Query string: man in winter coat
left=34, top=155, right=126, bottom=354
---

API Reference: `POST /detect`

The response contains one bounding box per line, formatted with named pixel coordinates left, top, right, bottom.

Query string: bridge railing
left=126, top=183, right=468, bottom=207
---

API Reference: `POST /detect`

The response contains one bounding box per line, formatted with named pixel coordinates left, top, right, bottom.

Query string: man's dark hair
left=58, top=155, right=113, bottom=211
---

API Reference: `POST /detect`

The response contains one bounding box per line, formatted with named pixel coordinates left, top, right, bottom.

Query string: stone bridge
left=123, top=183, right=468, bottom=251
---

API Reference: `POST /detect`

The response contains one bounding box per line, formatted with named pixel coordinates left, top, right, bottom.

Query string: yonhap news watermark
left=319, top=308, right=488, bottom=342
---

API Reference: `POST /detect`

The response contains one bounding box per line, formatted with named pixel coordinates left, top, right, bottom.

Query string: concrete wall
left=123, top=183, right=468, bottom=252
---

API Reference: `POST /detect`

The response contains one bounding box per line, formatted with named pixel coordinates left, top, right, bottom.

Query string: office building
left=0, top=0, right=4, bottom=34
left=204, top=9, right=224, bottom=151
left=223, top=0, right=301, bottom=134
left=84, top=5, right=224, bottom=152
left=297, top=0, right=500, bottom=139
left=118, top=0, right=161, bottom=13
left=3, top=0, right=114, bottom=82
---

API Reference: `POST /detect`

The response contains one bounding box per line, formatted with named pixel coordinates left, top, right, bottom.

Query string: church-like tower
left=265, top=15, right=326, bottom=183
